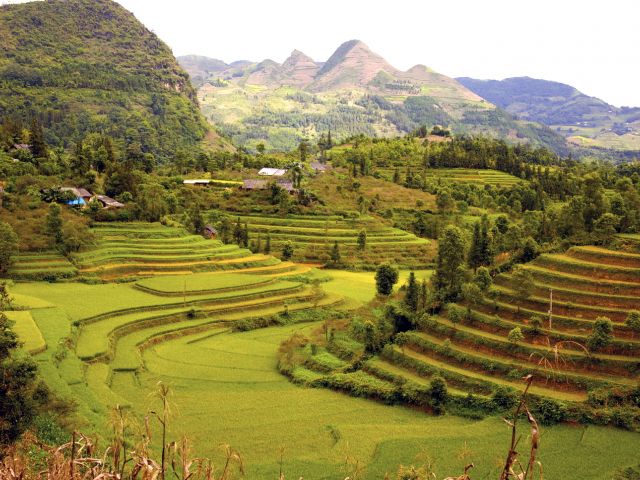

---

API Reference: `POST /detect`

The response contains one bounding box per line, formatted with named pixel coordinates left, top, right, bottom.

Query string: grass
left=4, top=310, right=46, bottom=353
left=220, top=212, right=435, bottom=268
left=11, top=275, right=640, bottom=479
left=107, top=323, right=638, bottom=479
left=321, top=269, right=433, bottom=306
left=9, top=229, right=640, bottom=479
left=135, top=272, right=273, bottom=295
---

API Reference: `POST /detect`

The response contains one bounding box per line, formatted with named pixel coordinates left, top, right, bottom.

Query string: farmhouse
left=203, top=225, right=218, bottom=239
left=60, top=187, right=93, bottom=206
left=94, top=195, right=125, bottom=209
left=258, top=167, right=287, bottom=176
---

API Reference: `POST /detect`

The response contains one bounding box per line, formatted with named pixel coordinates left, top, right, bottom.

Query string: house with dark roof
left=203, top=225, right=218, bottom=239
left=94, top=195, right=125, bottom=209
left=60, top=187, right=93, bottom=206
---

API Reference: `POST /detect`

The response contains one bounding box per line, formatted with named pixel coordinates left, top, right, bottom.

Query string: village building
left=258, top=167, right=287, bottom=177
left=60, top=187, right=93, bottom=206
left=94, top=195, right=125, bottom=209
left=203, top=225, right=218, bottom=239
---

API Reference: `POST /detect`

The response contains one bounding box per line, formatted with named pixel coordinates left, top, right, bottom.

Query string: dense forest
left=0, top=0, right=212, bottom=162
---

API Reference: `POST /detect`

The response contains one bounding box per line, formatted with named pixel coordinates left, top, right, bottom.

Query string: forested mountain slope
left=0, top=0, right=225, bottom=161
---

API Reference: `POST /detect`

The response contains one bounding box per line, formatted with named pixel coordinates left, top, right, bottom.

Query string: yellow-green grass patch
left=4, top=310, right=46, bottom=353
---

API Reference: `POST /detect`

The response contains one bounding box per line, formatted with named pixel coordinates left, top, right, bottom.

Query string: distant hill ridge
left=457, top=76, right=640, bottom=151
left=180, top=40, right=570, bottom=153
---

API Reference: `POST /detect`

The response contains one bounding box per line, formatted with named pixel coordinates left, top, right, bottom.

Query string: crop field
left=8, top=251, right=77, bottom=280
left=4, top=237, right=640, bottom=477
left=321, top=243, right=640, bottom=406
left=70, top=222, right=306, bottom=280
left=219, top=213, right=435, bottom=268
left=3, top=226, right=639, bottom=478
left=375, top=167, right=522, bottom=187
left=15, top=304, right=638, bottom=479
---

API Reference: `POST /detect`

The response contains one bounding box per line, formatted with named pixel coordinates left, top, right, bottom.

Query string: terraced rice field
left=72, top=222, right=307, bottom=279
left=377, top=167, right=522, bottom=187
left=362, top=243, right=640, bottom=404
left=218, top=214, right=435, bottom=268
left=5, top=246, right=640, bottom=478
left=9, top=251, right=77, bottom=280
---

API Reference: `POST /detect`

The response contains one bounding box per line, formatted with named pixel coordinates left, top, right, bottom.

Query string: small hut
left=203, top=225, right=218, bottom=239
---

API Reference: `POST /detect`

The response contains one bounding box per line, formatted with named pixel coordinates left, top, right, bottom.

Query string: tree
left=357, top=229, right=367, bottom=251
left=587, top=317, right=614, bottom=351
left=626, top=311, right=640, bottom=338
left=29, top=117, right=48, bottom=160
left=281, top=241, right=294, bottom=261
left=404, top=271, right=419, bottom=313
left=0, top=283, right=13, bottom=311
left=468, top=218, right=492, bottom=270
left=330, top=240, right=341, bottom=265
left=188, top=205, right=205, bottom=235
left=473, top=267, right=492, bottom=292
left=461, top=282, right=483, bottom=317
left=375, top=263, right=399, bottom=296
left=218, top=216, right=232, bottom=244
left=0, top=222, right=18, bottom=275
left=264, top=234, right=271, bottom=254
left=593, top=213, right=620, bottom=245
left=45, top=203, right=63, bottom=247
left=0, top=311, right=42, bottom=446
left=428, top=376, right=448, bottom=415
left=242, top=222, right=250, bottom=248
left=467, top=221, right=484, bottom=270
left=447, top=303, right=465, bottom=328
left=136, top=184, right=167, bottom=222
left=61, top=221, right=94, bottom=254
left=507, top=327, right=524, bottom=345
left=233, top=217, right=244, bottom=245
left=520, top=236, right=540, bottom=262
left=432, top=225, right=467, bottom=302
left=511, top=266, right=535, bottom=314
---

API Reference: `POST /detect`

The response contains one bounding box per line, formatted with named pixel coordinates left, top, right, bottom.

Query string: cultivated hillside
left=458, top=76, right=640, bottom=151
left=178, top=41, right=568, bottom=152
left=0, top=0, right=227, bottom=160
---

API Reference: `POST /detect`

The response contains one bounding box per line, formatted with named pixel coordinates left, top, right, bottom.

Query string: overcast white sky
left=4, top=0, right=640, bottom=106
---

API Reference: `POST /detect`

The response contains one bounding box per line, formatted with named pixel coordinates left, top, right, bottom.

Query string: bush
left=492, top=386, right=519, bottom=410
left=534, top=398, right=567, bottom=425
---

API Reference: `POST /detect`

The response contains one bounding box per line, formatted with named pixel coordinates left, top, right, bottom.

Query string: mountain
left=0, top=0, right=227, bottom=161
left=458, top=77, right=640, bottom=151
left=281, top=50, right=320, bottom=88
left=179, top=40, right=567, bottom=153
left=178, top=55, right=228, bottom=86
left=310, top=39, right=396, bottom=90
